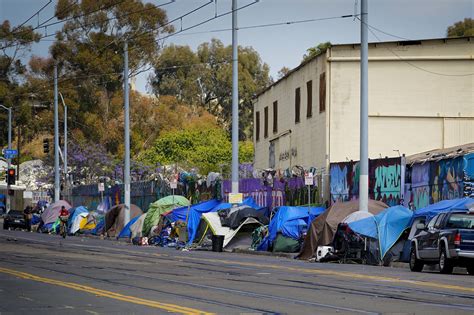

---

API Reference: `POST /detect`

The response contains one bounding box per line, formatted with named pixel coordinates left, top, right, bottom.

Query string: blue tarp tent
left=67, top=206, right=89, bottom=233
left=258, top=206, right=325, bottom=251
left=117, top=215, right=141, bottom=238
left=185, top=197, right=264, bottom=245
left=411, top=197, right=473, bottom=224
left=349, top=205, right=413, bottom=259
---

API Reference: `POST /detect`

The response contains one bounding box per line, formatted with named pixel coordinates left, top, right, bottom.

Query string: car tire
left=3, top=222, right=7, bottom=230
left=409, top=247, right=424, bottom=272
left=439, top=247, right=454, bottom=274
left=466, top=265, right=474, bottom=275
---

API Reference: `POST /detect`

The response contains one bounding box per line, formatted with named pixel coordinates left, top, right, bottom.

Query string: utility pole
left=0, top=104, right=12, bottom=212
left=359, top=0, right=369, bottom=212
left=54, top=63, right=60, bottom=203
left=123, top=40, right=131, bottom=225
left=59, top=92, right=68, bottom=191
left=231, top=0, right=239, bottom=194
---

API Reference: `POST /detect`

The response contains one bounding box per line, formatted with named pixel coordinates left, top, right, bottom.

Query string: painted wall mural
left=329, top=161, right=359, bottom=204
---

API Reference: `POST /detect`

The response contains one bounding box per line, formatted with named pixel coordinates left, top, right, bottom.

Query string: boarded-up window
left=306, top=80, right=313, bottom=118
left=264, top=106, right=268, bottom=138
left=319, top=72, right=326, bottom=113
left=295, top=87, right=301, bottom=123
left=255, top=111, right=260, bottom=141
left=273, top=101, right=278, bottom=133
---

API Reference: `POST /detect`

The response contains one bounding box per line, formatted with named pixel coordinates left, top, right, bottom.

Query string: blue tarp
left=258, top=206, right=325, bottom=251
left=67, top=206, right=89, bottom=233
left=117, top=215, right=141, bottom=239
left=88, top=216, right=105, bottom=235
left=349, top=206, right=413, bottom=259
left=411, top=197, right=473, bottom=224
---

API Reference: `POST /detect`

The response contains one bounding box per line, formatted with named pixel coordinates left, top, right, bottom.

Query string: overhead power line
left=356, top=17, right=474, bottom=77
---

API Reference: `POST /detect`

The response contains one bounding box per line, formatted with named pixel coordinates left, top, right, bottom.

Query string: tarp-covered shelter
left=410, top=197, right=473, bottom=224
left=298, top=199, right=388, bottom=260
left=186, top=197, right=263, bottom=245
left=41, top=200, right=72, bottom=225
left=117, top=215, right=141, bottom=239
left=202, top=212, right=264, bottom=248
left=130, top=213, right=146, bottom=239
left=348, top=205, right=413, bottom=259
left=67, top=206, right=88, bottom=234
left=258, top=206, right=325, bottom=252
left=218, top=205, right=269, bottom=229
left=142, top=195, right=189, bottom=236
left=105, top=204, right=143, bottom=237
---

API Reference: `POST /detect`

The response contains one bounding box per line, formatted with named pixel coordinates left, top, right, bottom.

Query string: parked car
left=410, top=211, right=474, bottom=274
left=3, top=210, right=28, bottom=230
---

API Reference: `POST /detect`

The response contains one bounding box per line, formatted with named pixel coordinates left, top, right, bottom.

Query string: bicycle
left=59, top=215, right=68, bottom=239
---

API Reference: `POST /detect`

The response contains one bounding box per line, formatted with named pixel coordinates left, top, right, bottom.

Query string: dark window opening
left=273, top=101, right=278, bottom=133
left=306, top=80, right=313, bottom=118
left=319, top=72, right=326, bottom=113
left=295, top=87, right=301, bottom=123
left=264, top=106, right=268, bottom=138
left=255, top=111, right=260, bottom=141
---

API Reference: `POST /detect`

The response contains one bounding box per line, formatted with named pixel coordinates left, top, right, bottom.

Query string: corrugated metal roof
left=405, top=142, right=474, bottom=165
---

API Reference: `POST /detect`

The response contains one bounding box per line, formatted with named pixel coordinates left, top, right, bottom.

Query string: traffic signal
left=7, top=168, right=15, bottom=185
left=43, top=138, right=50, bottom=154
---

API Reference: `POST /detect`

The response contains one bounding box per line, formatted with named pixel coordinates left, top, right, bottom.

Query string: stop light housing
left=7, top=169, right=15, bottom=185
left=43, top=138, right=50, bottom=154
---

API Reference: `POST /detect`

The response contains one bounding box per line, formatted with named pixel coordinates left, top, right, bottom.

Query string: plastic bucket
left=211, top=235, right=225, bottom=252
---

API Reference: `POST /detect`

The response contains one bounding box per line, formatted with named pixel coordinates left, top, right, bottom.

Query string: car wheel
left=409, top=247, right=424, bottom=272
left=3, top=222, right=7, bottom=230
left=439, top=247, right=453, bottom=274
left=466, top=265, right=474, bottom=275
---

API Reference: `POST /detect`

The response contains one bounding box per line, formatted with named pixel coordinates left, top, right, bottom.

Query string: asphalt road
left=0, top=229, right=473, bottom=315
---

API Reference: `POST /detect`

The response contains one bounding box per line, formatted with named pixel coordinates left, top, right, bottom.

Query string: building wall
left=254, top=54, right=327, bottom=171
left=329, top=37, right=474, bottom=162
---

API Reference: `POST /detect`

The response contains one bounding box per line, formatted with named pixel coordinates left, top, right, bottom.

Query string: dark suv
left=410, top=211, right=474, bottom=274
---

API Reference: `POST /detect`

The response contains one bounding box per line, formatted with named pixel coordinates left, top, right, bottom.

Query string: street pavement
left=0, top=229, right=473, bottom=315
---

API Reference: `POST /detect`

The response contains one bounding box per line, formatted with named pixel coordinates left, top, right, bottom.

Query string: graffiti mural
left=409, top=163, right=430, bottom=210
left=369, top=158, right=401, bottom=207
left=429, top=157, right=464, bottom=204
left=464, top=153, right=474, bottom=198
left=330, top=161, right=359, bottom=204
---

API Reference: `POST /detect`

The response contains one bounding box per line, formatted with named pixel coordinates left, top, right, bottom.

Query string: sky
left=1, top=0, right=473, bottom=94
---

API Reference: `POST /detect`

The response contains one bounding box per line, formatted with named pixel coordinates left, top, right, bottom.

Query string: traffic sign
left=304, top=173, right=314, bottom=186
left=3, top=149, right=17, bottom=156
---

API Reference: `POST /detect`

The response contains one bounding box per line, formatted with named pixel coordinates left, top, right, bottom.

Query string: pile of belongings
left=333, top=205, right=413, bottom=265
left=297, top=199, right=388, bottom=260
left=257, top=206, right=325, bottom=253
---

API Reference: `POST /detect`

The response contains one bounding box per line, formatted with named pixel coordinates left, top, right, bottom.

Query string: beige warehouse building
left=253, top=37, right=473, bottom=178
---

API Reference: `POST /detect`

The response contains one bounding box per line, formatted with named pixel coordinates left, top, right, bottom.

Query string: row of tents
left=35, top=195, right=474, bottom=266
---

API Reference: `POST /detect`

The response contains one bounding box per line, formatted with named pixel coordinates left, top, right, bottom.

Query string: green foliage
left=151, top=39, right=272, bottom=140
left=143, top=126, right=254, bottom=175
left=447, top=18, right=474, bottom=37
left=302, top=42, right=331, bottom=63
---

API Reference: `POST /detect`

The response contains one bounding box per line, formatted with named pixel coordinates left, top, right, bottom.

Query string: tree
left=277, top=67, right=290, bottom=79
left=151, top=39, right=271, bottom=140
left=142, top=124, right=254, bottom=175
left=447, top=18, right=474, bottom=37
left=302, top=42, right=331, bottom=63
left=46, top=0, right=173, bottom=153
left=0, top=20, right=40, bottom=148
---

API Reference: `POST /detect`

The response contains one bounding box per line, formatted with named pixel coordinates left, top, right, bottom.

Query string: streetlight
left=0, top=104, right=12, bottom=213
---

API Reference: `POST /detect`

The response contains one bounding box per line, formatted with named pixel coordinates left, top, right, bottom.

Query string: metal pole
left=123, top=40, right=131, bottom=225
left=54, top=63, right=60, bottom=203
left=359, top=0, right=369, bottom=212
left=231, top=0, right=239, bottom=194
left=1, top=105, right=12, bottom=212
left=59, top=92, right=68, bottom=196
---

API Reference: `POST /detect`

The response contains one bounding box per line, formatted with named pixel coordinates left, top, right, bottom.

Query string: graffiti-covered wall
left=407, top=154, right=474, bottom=209
left=329, top=158, right=402, bottom=206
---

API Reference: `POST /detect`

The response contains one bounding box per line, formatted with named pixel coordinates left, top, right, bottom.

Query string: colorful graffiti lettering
left=370, top=158, right=401, bottom=207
